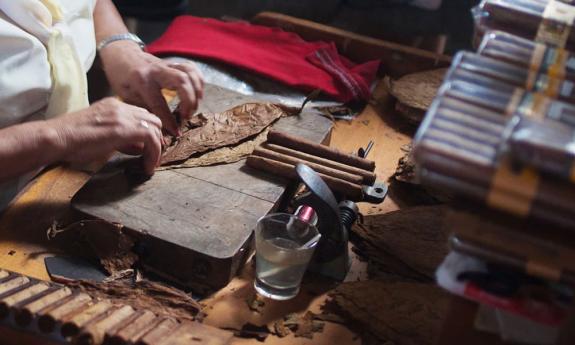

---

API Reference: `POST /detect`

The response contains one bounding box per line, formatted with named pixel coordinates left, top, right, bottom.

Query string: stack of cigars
left=414, top=0, right=575, bottom=342
left=246, top=130, right=377, bottom=201
left=0, top=269, right=230, bottom=345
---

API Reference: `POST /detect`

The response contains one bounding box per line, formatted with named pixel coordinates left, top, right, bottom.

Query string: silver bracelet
left=97, top=33, right=145, bottom=52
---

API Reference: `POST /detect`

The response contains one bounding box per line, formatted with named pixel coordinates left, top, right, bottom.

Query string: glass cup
left=254, top=213, right=321, bottom=300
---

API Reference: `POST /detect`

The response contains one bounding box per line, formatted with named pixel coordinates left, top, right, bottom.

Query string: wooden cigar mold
left=247, top=130, right=381, bottom=202
left=0, top=269, right=231, bottom=345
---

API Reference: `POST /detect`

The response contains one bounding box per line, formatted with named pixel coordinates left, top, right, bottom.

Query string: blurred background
left=112, top=0, right=478, bottom=55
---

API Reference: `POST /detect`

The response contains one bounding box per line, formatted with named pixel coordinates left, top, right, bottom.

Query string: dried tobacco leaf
left=161, top=103, right=289, bottom=166
left=69, top=279, right=201, bottom=321
left=352, top=206, right=449, bottom=281
left=330, top=281, right=449, bottom=345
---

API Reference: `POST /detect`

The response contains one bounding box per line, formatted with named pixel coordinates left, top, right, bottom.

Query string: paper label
left=487, top=160, right=539, bottom=217
left=515, top=93, right=549, bottom=120
left=536, top=0, right=575, bottom=47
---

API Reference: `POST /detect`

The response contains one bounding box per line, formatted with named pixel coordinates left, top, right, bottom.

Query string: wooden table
left=0, top=80, right=413, bottom=344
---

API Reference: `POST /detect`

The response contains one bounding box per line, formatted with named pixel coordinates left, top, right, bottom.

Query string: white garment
left=0, top=0, right=97, bottom=210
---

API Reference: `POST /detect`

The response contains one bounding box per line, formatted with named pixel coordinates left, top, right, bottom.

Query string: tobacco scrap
left=247, top=294, right=266, bottom=314
left=352, top=206, right=449, bottom=281
left=272, top=312, right=326, bottom=339
left=69, top=279, right=201, bottom=322
left=229, top=323, right=270, bottom=342
left=161, top=103, right=289, bottom=166
left=329, top=281, right=449, bottom=345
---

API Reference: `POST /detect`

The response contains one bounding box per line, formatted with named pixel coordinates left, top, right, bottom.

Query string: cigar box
left=478, top=30, right=575, bottom=83
left=474, top=0, right=575, bottom=49
left=412, top=94, right=575, bottom=229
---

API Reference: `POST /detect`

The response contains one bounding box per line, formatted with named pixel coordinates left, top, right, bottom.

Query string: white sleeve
left=0, top=12, right=51, bottom=128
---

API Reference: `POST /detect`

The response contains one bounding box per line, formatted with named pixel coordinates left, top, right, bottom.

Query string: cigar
left=246, top=155, right=364, bottom=201
left=75, top=305, right=135, bottom=345
left=252, top=146, right=364, bottom=185
left=105, top=310, right=158, bottom=345
left=134, top=317, right=179, bottom=345
left=261, top=143, right=377, bottom=184
left=37, top=292, right=92, bottom=333
left=267, top=130, right=376, bottom=172
left=61, top=300, right=114, bottom=337
left=14, top=286, right=72, bottom=327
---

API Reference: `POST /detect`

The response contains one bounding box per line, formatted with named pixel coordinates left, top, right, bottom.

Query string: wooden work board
left=71, top=84, right=333, bottom=293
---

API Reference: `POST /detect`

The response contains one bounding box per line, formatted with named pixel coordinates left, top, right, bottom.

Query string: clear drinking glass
left=254, top=213, right=321, bottom=300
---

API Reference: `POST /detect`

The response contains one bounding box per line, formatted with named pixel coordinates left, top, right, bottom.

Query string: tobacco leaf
left=352, top=205, right=449, bottom=281
left=161, top=103, right=289, bottom=166
left=69, top=279, right=201, bottom=321
left=329, top=281, right=449, bottom=345
left=157, top=128, right=269, bottom=170
left=389, top=68, right=447, bottom=125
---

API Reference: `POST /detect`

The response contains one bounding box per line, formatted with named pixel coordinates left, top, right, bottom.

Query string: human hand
left=99, top=41, right=204, bottom=136
left=49, top=98, right=163, bottom=175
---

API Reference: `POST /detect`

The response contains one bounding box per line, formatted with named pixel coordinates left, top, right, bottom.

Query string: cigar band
left=515, top=92, right=549, bottom=121
left=537, top=0, right=575, bottom=48
left=526, top=260, right=562, bottom=281
left=529, top=73, right=562, bottom=98
left=505, top=88, right=525, bottom=116
left=546, top=47, right=568, bottom=79
left=487, top=159, right=539, bottom=217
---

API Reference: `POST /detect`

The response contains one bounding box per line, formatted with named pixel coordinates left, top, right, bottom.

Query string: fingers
left=128, top=109, right=163, bottom=175
left=169, top=62, right=204, bottom=114
left=150, top=65, right=198, bottom=120
left=138, top=81, right=180, bottom=136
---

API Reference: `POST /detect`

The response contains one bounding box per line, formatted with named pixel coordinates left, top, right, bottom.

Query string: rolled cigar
left=0, top=282, right=49, bottom=317
left=61, top=300, right=114, bottom=337
left=261, top=143, right=377, bottom=184
left=105, top=310, right=158, bottom=345
left=14, top=286, right=72, bottom=327
left=135, top=317, right=179, bottom=345
left=0, top=276, right=30, bottom=296
left=37, top=292, right=92, bottom=333
left=247, top=155, right=364, bottom=201
left=252, top=146, right=364, bottom=185
left=75, top=305, right=135, bottom=345
left=475, top=0, right=575, bottom=50
left=267, top=130, right=376, bottom=171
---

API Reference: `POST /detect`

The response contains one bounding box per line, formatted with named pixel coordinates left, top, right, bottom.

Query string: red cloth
left=146, top=16, right=380, bottom=102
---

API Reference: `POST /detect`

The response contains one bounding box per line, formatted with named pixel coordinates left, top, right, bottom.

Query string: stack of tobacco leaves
left=327, top=206, right=450, bottom=345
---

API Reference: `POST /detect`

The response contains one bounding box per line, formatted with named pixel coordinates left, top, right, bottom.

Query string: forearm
left=93, top=0, right=130, bottom=44
left=0, top=121, right=64, bottom=182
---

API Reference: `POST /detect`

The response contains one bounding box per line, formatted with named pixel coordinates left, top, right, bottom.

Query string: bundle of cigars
left=0, top=269, right=230, bottom=345
left=415, top=1, right=575, bottom=341
left=246, top=130, right=377, bottom=202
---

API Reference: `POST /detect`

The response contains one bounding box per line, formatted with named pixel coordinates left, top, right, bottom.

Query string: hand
left=99, top=41, right=204, bottom=136
left=49, top=98, right=163, bottom=175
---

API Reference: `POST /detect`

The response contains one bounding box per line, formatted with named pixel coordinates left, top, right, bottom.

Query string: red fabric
left=146, top=16, right=380, bottom=102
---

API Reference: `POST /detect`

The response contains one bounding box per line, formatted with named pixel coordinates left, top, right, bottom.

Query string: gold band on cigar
left=536, top=0, right=575, bottom=48
left=516, top=92, right=550, bottom=120
left=487, top=159, right=540, bottom=217
left=548, top=48, right=568, bottom=79
left=526, top=260, right=562, bottom=281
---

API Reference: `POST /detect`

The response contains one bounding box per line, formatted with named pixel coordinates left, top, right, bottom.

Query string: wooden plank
left=72, top=84, right=333, bottom=290
left=252, top=11, right=452, bottom=78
